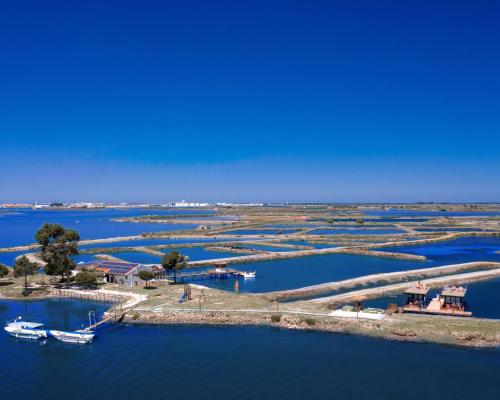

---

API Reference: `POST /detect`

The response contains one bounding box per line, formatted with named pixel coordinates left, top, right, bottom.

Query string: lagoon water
left=0, top=207, right=202, bottom=247
left=201, top=254, right=425, bottom=293
left=0, top=299, right=499, bottom=400
left=311, top=228, right=403, bottom=235
left=199, top=236, right=500, bottom=294
left=1, top=209, right=500, bottom=399
left=363, top=209, right=500, bottom=217
left=383, top=237, right=500, bottom=265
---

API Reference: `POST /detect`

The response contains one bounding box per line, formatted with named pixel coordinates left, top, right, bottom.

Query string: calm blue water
left=201, top=254, right=424, bottom=293
left=196, top=237, right=500, bottom=294
left=383, top=237, right=500, bottom=265
left=78, top=237, right=236, bottom=252
left=414, top=227, right=492, bottom=232
left=225, top=229, right=301, bottom=235
left=245, top=244, right=298, bottom=252
left=311, top=228, right=403, bottom=235
left=0, top=208, right=203, bottom=247
left=171, top=246, right=241, bottom=261
left=328, top=217, right=432, bottom=222
left=364, top=209, right=500, bottom=217
left=264, top=223, right=322, bottom=228
left=0, top=251, right=29, bottom=267
left=89, top=246, right=245, bottom=264
left=0, top=299, right=498, bottom=400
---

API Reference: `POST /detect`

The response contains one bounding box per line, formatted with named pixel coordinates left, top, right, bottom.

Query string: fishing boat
left=49, top=311, right=97, bottom=344
left=4, top=317, right=48, bottom=340
left=240, top=271, right=256, bottom=279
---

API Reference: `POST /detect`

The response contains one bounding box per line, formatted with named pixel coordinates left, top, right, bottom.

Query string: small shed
left=440, top=286, right=467, bottom=310
left=404, top=283, right=430, bottom=308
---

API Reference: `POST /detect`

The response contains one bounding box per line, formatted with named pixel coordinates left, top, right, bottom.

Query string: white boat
left=240, top=271, right=256, bottom=279
left=330, top=306, right=386, bottom=321
left=49, top=311, right=97, bottom=344
left=4, top=317, right=48, bottom=340
left=49, top=329, right=95, bottom=344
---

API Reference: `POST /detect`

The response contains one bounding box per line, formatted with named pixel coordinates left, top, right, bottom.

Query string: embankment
left=124, top=309, right=500, bottom=348
left=302, top=268, right=500, bottom=305
left=264, top=261, right=500, bottom=301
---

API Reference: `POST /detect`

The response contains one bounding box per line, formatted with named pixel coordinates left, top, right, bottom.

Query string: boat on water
left=4, top=317, right=48, bottom=340
left=49, top=311, right=97, bottom=344
left=49, top=329, right=95, bottom=344
left=240, top=271, right=256, bottom=279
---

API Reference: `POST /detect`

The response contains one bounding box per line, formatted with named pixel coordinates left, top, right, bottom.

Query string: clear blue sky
left=1, top=0, right=498, bottom=203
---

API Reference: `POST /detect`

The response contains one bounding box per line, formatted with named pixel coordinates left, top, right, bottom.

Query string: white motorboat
left=4, top=317, right=48, bottom=340
left=49, top=311, right=97, bottom=344
left=240, top=271, right=256, bottom=279
left=49, top=329, right=95, bottom=344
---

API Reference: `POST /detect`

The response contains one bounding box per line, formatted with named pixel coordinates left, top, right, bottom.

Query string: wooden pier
left=167, top=268, right=249, bottom=283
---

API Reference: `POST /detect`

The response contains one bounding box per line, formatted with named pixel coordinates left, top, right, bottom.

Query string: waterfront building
left=403, top=283, right=430, bottom=312
left=77, top=261, right=154, bottom=287
left=425, top=286, right=471, bottom=317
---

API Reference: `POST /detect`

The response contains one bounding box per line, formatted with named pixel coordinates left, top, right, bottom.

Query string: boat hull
left=4, top=326, right=48, bottom=340
left=49, top=330, right=95, bottom=344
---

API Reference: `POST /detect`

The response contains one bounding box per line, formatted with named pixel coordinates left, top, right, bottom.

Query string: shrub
left=304, top=318, right=316, bottom=326
left=0, top=263, right=10, bottom=278
left=75, top=270, right=98, bottom=289
left=132, top=313, right=140, bottom=320
left=271, top=314, right=282, bottom=323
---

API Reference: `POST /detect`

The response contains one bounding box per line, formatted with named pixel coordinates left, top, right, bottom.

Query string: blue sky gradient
left=1, top=0, right=499, bottom=203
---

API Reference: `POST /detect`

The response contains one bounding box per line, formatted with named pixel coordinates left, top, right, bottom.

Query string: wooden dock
left=167, top=268, right=249, bottom=283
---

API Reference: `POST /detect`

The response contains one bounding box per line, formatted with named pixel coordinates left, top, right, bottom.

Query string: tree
left=138, top=270, right=154, bottom=288
left=0, top=263, right=10, bottom=278
left=161, top=251, right=187, bottom=283
left=75, top=270, right=98, bottom=289
left=13, top=256, right=39, bottom=293
left=35, top=223, right=80, bottom=285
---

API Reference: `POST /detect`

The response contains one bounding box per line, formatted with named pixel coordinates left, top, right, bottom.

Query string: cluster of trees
left=36, top=223, right=80, bottom=284
left=4, top=223, right=191, bottom=293
left=161, top=251, right=187, bottom=283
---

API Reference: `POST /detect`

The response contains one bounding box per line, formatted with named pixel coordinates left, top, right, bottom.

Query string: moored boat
left=4, top=317, right=48, bottom=340
left=49, top=329, right=95, bottom=344
left=49, top=311, right=97, bottom=344
left=240, top=271, right=256, bottom=279
left=49, top=311, right=96, bottom=344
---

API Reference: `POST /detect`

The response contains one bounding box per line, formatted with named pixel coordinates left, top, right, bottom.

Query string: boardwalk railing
left=51, top=288, right=124, bottom=304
